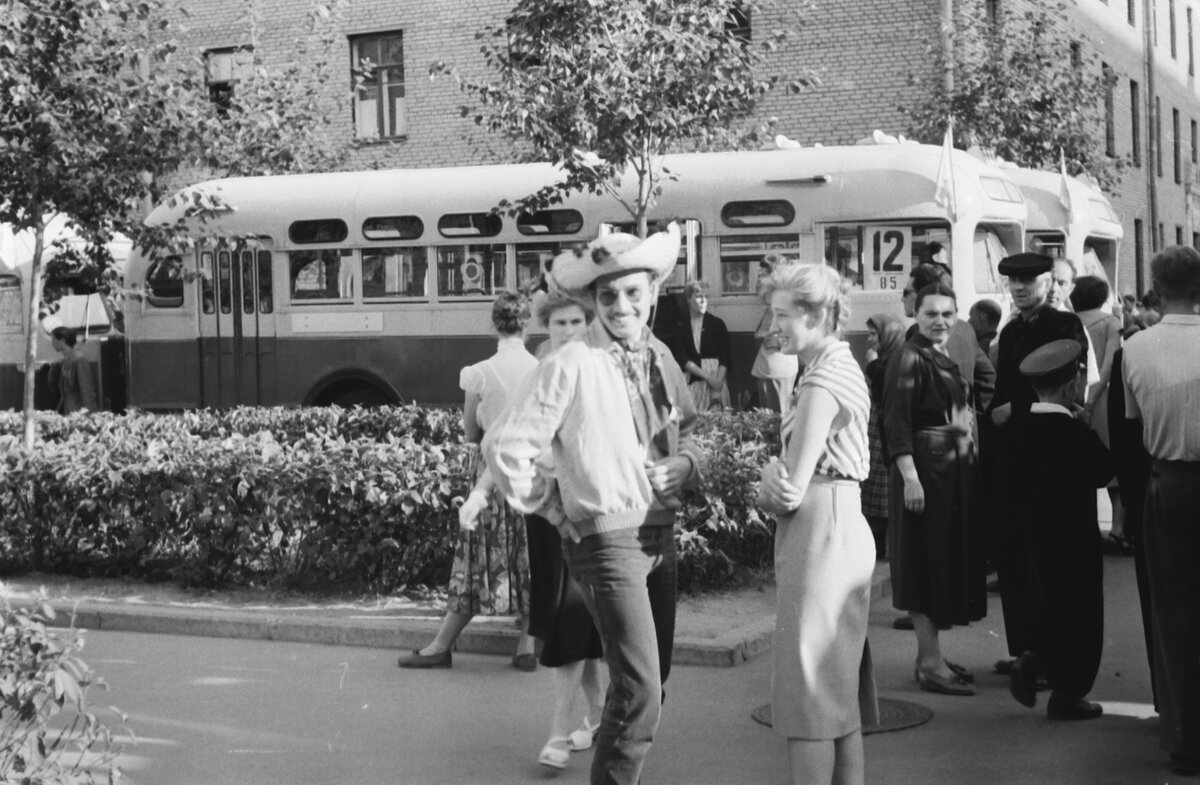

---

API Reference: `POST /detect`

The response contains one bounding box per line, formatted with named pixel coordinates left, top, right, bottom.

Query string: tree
left=900, top=0, right=1124, bottom=191
left=431, top=0, right=812, bottom=237
left=0, top=0, right=353, bottom=450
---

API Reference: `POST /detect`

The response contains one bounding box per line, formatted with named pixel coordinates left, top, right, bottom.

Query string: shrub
left=0, top=601, right=123, bottom=785
left=0, top=406, right=785, bottom=595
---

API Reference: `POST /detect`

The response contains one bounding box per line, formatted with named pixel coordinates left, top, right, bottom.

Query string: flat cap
left=998, top=252, right=1054, bottom=277
left=1020, top=339, right=1082, bottom=387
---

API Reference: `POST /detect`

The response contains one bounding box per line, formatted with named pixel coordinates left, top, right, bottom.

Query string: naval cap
left=998, top=252, right=1054, bottom=277
left=1019, top=339, right=1083, bottom=387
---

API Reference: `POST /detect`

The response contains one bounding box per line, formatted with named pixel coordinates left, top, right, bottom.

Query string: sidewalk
left=0, top=564, right=893, bottom=668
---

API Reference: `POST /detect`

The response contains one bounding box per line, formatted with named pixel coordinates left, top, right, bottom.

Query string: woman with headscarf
left=860, top=313, right=907, bottom=559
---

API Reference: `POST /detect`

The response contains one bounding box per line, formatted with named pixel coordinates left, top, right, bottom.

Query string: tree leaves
left=899, top=0, right=1125, bottom=192
left=433, top=0, right=812, bottom=234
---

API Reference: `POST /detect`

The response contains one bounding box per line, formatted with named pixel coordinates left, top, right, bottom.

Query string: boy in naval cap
left=1005, top=339, right=1113, bottom=720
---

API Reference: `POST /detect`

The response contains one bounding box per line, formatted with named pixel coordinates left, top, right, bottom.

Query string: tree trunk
left=21, top=222, right=46, bottom=451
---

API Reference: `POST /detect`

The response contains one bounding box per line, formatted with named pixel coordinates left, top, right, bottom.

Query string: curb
left=43, top=566, right=892, bottom=669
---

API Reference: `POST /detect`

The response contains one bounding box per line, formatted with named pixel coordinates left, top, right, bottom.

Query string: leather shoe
left=1047, top=693, right=1103, bottom=721
left=511, top=653, right=538, bottom=672
left=1009, top=651, right=1039, bottom=708
left=397, top=648, right=452, bottom=669
left=892, top=615, right=914, bottom=630
left=916, top=668, right=975, bottom=696
left=1171, top=753, right=1200, bottom=776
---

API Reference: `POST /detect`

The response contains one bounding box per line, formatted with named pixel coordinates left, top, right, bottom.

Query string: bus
left=0, top=217, right=129, bottom=411
left=1002, top=165, right=1123, bottom=291
left=122, top=140, right=1027, bottom=410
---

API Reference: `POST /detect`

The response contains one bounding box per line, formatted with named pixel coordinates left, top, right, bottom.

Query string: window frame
left=351, top=30, right=407, bottom=140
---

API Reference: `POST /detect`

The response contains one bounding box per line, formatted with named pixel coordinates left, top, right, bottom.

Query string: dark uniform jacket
left=987, top=306, right=1088, bottom=421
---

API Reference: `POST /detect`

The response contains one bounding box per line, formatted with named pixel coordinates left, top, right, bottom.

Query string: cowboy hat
left=549, top=222, right=681, bottom=293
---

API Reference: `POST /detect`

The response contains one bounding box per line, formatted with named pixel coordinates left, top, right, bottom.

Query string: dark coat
left=676, top=312, right=731, bottom=383
left=1008, top=410, right=1113, bottom=698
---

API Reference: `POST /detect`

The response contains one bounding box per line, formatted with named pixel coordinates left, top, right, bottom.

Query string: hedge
left=0, top=406, right=783, bottom=595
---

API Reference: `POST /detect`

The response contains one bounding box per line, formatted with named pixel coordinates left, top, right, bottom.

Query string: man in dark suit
left=982, top=253, right=1089, bottom=674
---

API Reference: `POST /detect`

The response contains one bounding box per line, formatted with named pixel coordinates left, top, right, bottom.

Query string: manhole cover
left=751, top=698, right=934, bottom=735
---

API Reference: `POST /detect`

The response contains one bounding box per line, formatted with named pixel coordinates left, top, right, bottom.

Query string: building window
left=1130, top=0, right=1138, bottom=25
left=1131, top=80, right=1142, bottom=167
left=204, top=47, right=252, bottom=114
left=1177, top=225, right=1185, bottom=245
left=1159, top=222, right=1166, bottom=251
left=1171, top=0, right=1179, bottom=58
left=1174, top=107, right=1182, bottom=183
left=985, top=0, right=1001, bottom=27
left=1192, top=118, right=1197, bottom=164
left=351, top=31, right=406, bottom=140
left=725, top=3, right=751, bottom=43
left=1134, top=219, right=1145, bottom=292
left=1189, top=7, right=1195, bottom=74
left=1157, top=96, right=1164, bottom=177
left=1193, top=231, right=1199, bottom=248
left=1103, top=64, right=1116, bottom=157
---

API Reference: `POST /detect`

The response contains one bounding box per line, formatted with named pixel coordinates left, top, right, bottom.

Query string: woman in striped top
left=757, top=262, right=878, bottom=785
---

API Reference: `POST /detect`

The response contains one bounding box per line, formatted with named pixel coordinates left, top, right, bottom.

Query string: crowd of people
left=392, top=220, right=1200, bottom=784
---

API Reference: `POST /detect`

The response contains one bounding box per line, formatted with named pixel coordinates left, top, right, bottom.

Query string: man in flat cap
left=1122, top=245, right=1200, bottom=775
left=1005, top=339, right=1112, bottom=720
left=484, top=224, right=702, bottom=785
left=983, top=251, right=1090, bottom=676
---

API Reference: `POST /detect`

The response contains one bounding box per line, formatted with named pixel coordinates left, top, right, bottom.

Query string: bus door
left=198, top=243, right=277, bottom=407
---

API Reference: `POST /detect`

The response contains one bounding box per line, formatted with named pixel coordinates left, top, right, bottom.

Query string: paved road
left=75, top=555, right=1176, bottom=785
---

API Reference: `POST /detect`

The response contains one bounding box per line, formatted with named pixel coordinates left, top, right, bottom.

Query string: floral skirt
left=446, top=486, right=530, bottom=617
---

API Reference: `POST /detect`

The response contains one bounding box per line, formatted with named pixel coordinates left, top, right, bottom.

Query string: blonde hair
left=535, top=289, right=594, bottom=328
left=760, top=262, right=851, bottom=335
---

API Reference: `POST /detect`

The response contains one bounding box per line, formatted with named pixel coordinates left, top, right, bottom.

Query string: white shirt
left=1123, top=314, right=1200, bottom=461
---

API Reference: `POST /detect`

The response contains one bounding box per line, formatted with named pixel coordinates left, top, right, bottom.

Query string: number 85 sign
left=864, top=226, right=912, bottom=291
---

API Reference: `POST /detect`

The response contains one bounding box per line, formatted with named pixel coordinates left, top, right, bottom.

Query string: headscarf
left=868, top=312, right=906, bottom=364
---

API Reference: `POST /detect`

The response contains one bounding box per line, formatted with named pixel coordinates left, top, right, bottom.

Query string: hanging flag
left=933, top=121, right=957, bottom=220
left=1058, top=148, right=1075, bottom=222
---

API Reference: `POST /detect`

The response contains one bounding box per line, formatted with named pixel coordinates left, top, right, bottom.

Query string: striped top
left=782, top=340, right=870, bottom=481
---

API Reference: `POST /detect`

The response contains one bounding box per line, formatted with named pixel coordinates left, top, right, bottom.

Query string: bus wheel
left=326, top=385, right=393, bottom=408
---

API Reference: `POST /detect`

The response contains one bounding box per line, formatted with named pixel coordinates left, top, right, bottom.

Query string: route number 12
left=865, top=225, right=912, bottom=291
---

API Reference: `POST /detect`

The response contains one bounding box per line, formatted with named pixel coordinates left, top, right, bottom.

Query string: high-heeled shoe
left=538, top=737, right=572, bottom=770
left=568, top=718, right=599, bottom=751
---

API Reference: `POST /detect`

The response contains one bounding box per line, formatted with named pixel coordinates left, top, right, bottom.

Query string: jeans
left=563, top=524, right=677, bottom=785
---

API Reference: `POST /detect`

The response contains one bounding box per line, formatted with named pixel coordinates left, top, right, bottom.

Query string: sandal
left=568, top=718, right=599, bottom=752
left=538, top=737, right=571, bottom=770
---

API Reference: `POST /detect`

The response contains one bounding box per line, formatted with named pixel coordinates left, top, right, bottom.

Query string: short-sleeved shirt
left=782, top=340, right=870, bottom=481
left=459, top=336, right=538, bottom=433
left=1123, top=314, right=1200, bottom=461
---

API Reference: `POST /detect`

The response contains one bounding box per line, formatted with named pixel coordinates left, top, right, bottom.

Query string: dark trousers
left=563, top=525, right=677, bottom=785
left=1144, top=460, right=1200, bottom=756
left=1028, top=522, right=1104, bottom=699
left=987, top=429, right=1037, bottom=657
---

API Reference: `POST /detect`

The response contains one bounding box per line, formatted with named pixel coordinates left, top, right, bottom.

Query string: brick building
left=178, top=0, right=1200, bottom=295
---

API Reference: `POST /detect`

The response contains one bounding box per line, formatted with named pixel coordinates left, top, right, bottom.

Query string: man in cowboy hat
left=484, top=223, right=702, bottom=785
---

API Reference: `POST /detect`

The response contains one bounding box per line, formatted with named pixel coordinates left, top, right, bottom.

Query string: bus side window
left=146, top=256, right=185, bottom=308
left=0, top=274, right=21, bottom=330
left=718, top=235, right=800, bottom=295
left=437, top=245, right=505, bottom=297
left=200, top=251, right=215, bottom=314
left=515, top=244, right=560, bottom=290
left=288, top=249, right=350, bottom=301
left=257, top=251, right=273, bottom=313
left=824, top=227, right=864, bottom=289
left=363, top=248, right=428, bottom=299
